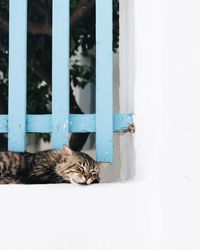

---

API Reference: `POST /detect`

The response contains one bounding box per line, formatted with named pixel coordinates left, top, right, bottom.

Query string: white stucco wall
left=1, top=0, right=200, bottom=249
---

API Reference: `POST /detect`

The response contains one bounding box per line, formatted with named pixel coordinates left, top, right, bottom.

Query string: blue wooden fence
left=0, top=0, right=134, bottom=163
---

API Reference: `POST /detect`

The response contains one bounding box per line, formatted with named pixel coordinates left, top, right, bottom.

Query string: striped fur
left=0, top=145, right=101, bottom=185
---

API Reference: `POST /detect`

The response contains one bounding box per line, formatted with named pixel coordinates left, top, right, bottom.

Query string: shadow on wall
left=119, top=0, right=135, bottom=182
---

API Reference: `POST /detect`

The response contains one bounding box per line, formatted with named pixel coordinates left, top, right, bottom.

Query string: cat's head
left=56, top=145, right=108, bottom=185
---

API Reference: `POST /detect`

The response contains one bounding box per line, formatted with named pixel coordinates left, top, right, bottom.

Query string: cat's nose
left=91, top=179, right=99, bottom=184
left=85, top=176, right=100, bottom=184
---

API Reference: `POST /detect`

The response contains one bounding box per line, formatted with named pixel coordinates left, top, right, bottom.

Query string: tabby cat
left=0, top=145, right=106, bottom=185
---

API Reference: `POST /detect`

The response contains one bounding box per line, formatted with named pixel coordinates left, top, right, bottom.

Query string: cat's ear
left=96, top=162, right=110, bottom=168
left=62, top=145, right=73, bottom=160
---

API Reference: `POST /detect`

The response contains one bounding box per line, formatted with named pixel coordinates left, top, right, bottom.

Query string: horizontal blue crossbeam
left=0, top=114, right=134, bottom=134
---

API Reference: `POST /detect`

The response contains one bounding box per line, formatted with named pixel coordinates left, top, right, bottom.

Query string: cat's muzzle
left=80, top=178, right=100, bottom=185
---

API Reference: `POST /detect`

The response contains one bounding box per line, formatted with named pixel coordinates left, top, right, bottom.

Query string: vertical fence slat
left=52, top=0, right=70, bottom=149
left=8, top=0, right=28, bottom=152
left=96, top=0, right=113, bottom=162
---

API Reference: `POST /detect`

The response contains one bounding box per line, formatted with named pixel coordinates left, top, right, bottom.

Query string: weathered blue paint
left=52, top=0, right=70, bottom=149
left=27, top=115, right=52, bottom=133
left=113, top=114, right=134, bottom=132
left=0, top=114, right=134, bottom=134
left=96, top=0, right=113, bottom=162
left=69, top=115, right=96, bottom=133
left=8, top=0, right=28, bottom=152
